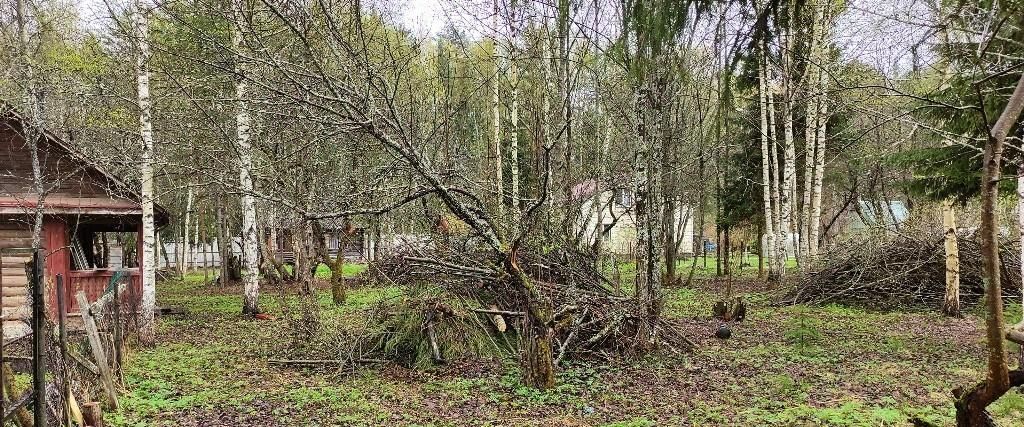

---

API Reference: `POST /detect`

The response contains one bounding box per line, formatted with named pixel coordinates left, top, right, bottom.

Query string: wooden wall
left=0, top=221, right=31, bottom=318
left=0, top=117, right=117, bottom=203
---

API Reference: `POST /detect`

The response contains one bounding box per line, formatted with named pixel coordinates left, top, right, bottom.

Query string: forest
left=0, top=0, right=1023, bottom=425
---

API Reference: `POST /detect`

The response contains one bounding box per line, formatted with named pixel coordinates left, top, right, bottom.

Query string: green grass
left=602, top=255, right=800, bottom=286
left=110, top=264, right=1024, bottom=426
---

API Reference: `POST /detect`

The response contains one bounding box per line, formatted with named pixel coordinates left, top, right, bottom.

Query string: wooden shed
left=0, top=107, right=167, bottom=323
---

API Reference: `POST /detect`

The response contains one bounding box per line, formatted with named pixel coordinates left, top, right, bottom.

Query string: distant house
left=572, top=180, right=694, bottom=256
left=848, top=200, right=909, bottom=231
left=824, top=200, right=910, bottom=240
left=0, top=107, right=168, bottom=323
left=271, top=219, right=379, bottom=264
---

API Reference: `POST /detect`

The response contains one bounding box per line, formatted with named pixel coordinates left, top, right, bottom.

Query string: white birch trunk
left=807, top=0, right=829, bottom=259
left=780, top=18, right=797, bottom=270
left=808, top=83, right=828, bottom=258
left=542, top=30, right=553, bottom=215
left=1018, top=169, right=1024, bottom=315
left=491, top=6, right=504, bottom=222
left=183, top=187, right=193, bottom=273
left=509, top=52, right=520, bottom=212
left=800, top=100, right=817, bottom=261
left=758, top=45, right=775, bottom=276
left=135, top=4, right=158, bottom=346
left=234, top=4, right=260, bottom=315
left=943, top=199, right=961, bottom=317
left=768, top=84, right=784, bottom=272
left=192, top=203, right=201, bottom=271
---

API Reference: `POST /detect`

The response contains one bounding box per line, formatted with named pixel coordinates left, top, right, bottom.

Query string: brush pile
left=349, top=243, right=695, bottom=367
left=785, top=230, right=1022, bottom=309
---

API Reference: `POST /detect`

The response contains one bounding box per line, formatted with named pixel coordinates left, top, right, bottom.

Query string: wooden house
left=271, top=219, right=377, bottom=264
left=0, top=107, right=167, bottom=323
left=572, top=179, right=695, bottom=257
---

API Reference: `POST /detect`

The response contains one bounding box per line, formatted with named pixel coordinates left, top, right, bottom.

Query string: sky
left=73, top=0, right=933, bottom=76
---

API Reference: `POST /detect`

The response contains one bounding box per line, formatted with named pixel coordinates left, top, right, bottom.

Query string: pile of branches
left=351, top=243, right=695, bottom=366
left=785, top=230, right=1022, bottom=309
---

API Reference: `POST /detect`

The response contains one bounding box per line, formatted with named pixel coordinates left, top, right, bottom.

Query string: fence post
left=113, top=272, right=123, bottom=374
left=31, top=249, right=47, bottom=427
left=56, top=274, right=70, bottom=427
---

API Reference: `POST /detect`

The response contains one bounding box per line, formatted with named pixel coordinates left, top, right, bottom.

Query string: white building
left=573, top=180, right=695, bottom=256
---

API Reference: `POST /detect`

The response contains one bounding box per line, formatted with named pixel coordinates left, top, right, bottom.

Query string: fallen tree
left=784, top=231, right=1021, bottom=310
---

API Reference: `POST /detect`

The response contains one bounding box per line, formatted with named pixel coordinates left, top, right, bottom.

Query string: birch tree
left=233, top=1, right=260, bottom=315
left=491, top=2, right=504, bottom=223
left=757, top=37, right=775, bottom=278
left=778, top=0, right=797, bottom=268
left=805, top=0, right=830, bottom=259
left=134, top=1, right=157, bottom=345
left=942, top=199, right=959, bottom=317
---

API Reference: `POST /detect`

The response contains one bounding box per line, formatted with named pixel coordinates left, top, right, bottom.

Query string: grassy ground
left=108, top=268, right=1024, bottom=426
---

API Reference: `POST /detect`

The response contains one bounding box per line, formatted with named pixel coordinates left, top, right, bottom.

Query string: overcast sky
left=74, top=0, right=933, bottom=76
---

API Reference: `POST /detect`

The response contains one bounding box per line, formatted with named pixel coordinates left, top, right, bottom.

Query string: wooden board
left=0, top=247, right=31, bottom=312
left=2, top=285, right=26, bottom=297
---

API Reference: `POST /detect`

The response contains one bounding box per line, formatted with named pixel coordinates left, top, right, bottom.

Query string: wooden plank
left=0, top=237, right=33, bottom=248
left=2, top=295, right=26, bottom=309
left=1, top=256, right=31, bottom=268
left=69, top=351, right=99, bottom=376
left=1, top=286, right=27, bottom=297
left=0, top=272, right=27, bottom=286
left=1, top=267, right=28, bottom=277
left=0, top=230, right=30, bottom=239
left=76, top=291, right=119, bottom=410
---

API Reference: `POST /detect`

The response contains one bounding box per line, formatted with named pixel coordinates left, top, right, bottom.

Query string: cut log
left=81, top=401, right=103, bottom=427
left=1007, top=326, right=1024, bottom=346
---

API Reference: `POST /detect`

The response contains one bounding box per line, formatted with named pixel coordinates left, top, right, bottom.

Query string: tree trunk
left=1018, top=165, right=1024, bottom=362
left=217, top=199, right=231, bottom=285
left=234, top=5, right=261, bottom=316
left=633, top=83, right=664, bottom=350
left=758, top=41, right=775, bottom=279
left=509, top=47, right=520, bottom=213
left=331, top=232, right=347, bottom=305
left=505, top=250, right=554, bottom=389
left=135, top=4, right=158, bottom=346
left=16, top=0, right=46, bottom=256
left=956, top=71, right=1024, bottom=426
left=183, top=187, right=193, bottom=274
left=942, top=199, right=960, bottom=317
left=491, top=7, right=504, bottom=223
left=780, top=1, right=798, bottom=269
left=768, top=82, right=784, bottom=274
left=807, top=0, right=830, bottom=260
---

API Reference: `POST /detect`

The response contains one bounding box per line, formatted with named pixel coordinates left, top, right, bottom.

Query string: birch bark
left=942, top=199, right=960, bottom=317
left=134, top=3, right=157, bottom=345
left=491, top=3, right=504, bottom=222
left=758, top=43, right=775, bottom=277
left=183, top=187, right=193, bottom=274
left=509, top=53, right=520, bottom=212
left=807, top=0, right=829, bottom=259
left=779, top=1, right=797, bottom=269
left=234, top=3, right=261, bottom=315
left=768, top=84, right=784, bottom=273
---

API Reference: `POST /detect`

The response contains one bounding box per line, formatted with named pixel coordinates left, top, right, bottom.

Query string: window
left=615, top=188, right=635, bottom=208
